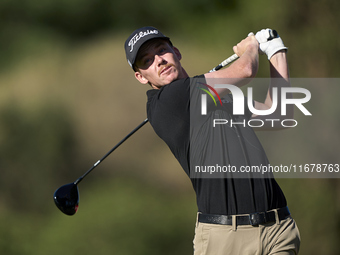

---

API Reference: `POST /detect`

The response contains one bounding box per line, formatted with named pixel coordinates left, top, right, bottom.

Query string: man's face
left=134, top=39, right=186, bottom=89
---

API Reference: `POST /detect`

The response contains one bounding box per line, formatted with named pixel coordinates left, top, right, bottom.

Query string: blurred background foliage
left=0, top=0, right=339, bottom=254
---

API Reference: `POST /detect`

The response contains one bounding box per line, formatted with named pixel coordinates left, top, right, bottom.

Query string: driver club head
left=53, top=183, right=79, bottom=215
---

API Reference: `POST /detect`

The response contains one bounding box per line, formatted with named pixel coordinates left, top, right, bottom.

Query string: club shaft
left=74, top=118, right=149, bottom=185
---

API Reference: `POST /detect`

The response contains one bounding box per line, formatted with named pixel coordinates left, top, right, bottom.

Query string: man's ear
left=135, top=71, right=149, bottom=84
left=173, top=46, right=182, bottom=61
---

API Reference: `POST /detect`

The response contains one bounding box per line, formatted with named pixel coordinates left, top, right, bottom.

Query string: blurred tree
left=282, top=0, right=340, bottom=76
left=0, top=0, right=241, bottom=71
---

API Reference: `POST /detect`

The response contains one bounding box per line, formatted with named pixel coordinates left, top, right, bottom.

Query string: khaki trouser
left=193, top=212, right=300, bottom=255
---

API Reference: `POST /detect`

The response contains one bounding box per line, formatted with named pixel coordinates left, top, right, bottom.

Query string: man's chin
left=151, top=72, right=180, bottom=89
left=162, top=71, right=180, bottom=84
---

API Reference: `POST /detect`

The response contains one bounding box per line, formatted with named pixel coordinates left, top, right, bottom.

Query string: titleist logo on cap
left=128, top=29, right=159, bottom=52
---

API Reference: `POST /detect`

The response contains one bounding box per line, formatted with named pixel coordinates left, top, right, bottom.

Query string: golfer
left=125, top=26, right=300, bottom=255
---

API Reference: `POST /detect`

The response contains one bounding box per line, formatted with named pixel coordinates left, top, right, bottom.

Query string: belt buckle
left=249, top=212, right=266, bottom=226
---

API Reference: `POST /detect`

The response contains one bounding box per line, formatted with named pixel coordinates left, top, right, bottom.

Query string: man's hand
left=233, top=35, right=259, bottom=57
left=255, top=29, right=287, bottom=60
left=205, top=32, right=259, bottom=95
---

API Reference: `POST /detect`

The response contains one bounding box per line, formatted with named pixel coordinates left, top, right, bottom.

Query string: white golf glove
left=255, top=29, right=287, bottom=60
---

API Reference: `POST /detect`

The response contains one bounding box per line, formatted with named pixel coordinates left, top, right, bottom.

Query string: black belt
left=198, top=207, right=290, bottom=226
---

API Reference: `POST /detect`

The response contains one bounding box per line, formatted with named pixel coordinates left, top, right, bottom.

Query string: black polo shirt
left=147, top=75, right=286, bottom=215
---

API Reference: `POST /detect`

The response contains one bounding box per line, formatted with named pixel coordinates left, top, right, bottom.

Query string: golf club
left=53, top=29, right=278, bottom=215
left=53, top=118, right=149, bottom=215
